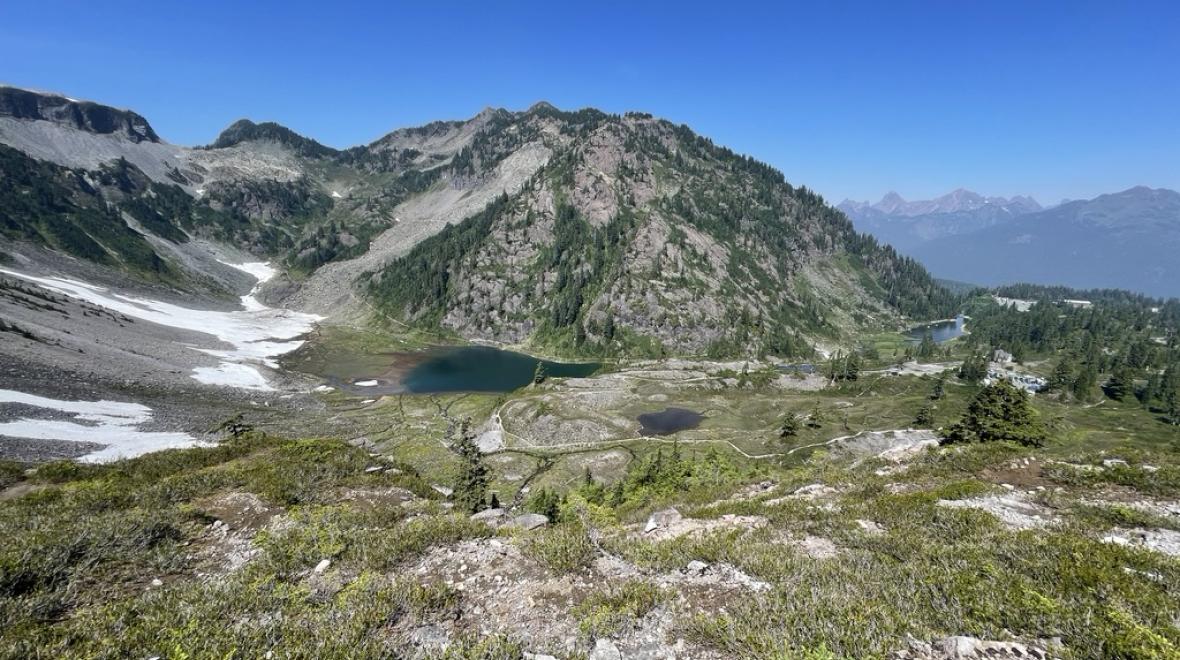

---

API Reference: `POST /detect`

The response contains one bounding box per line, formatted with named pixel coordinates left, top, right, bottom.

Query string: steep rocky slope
left=367, top=109, right=954, bottom=356
left=1, top=87, right=956, bottom=357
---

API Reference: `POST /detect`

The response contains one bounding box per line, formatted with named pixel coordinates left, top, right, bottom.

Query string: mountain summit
left=0, top=87, right=956, bottom=358
left=0, top=86, right=159, bottom=143
left=838, top=189, right=1042, bottom=252
left=841, top=189, right=1041, bottom=218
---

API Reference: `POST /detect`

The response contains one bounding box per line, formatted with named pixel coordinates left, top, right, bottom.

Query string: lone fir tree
left=944, top=380, right=1047, bottom=447
left=779, top=414, right=801, bottom=439
left=450, top=419, right=489, bottom=513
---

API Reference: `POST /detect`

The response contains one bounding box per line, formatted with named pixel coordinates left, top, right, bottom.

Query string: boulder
left=508, top=513, right=550, bottom=530
left=589, top=638, right=622, bottom=660
left=471, top=507, right=509, bottom=522
left=685, top=560, right=709, bottom=576
left=644, top=507, right=683, bottom=533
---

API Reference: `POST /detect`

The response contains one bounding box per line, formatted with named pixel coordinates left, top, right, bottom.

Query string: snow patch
left=192, top=363, right=272, bottom=391
left=330, top=190, right=343, bottom=199
left=0, top=264, right=322, bottom=390
left=354, top=380, right=379, bottom=387
left=0, top=389, right=203, bottom=462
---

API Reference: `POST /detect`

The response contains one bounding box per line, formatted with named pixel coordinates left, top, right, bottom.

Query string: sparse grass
left=574, top=580, right=664, bottom=642
left=2, top=358, right=1179, bottom=657
left=1070, top=502, right=1180, bottom=532
left=0, top=433, right=492, bottom=658
left=0, top=461, right=24, bottom=490
left=521, top=522, right=596, bottom=573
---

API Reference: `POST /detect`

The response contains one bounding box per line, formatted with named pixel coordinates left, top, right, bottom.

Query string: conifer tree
left=930, top=375, right=946, bottom=400
left=914, top=404, right=934, bottom=428
left=779, top=414, right=801, bottom=439
left=1048, top=358, right=1075, bottom=394
left=1105, top=367, right=1135, bottom=401
left=450, top=419, right=489, bottom=513
left=807, top=402, right=824, bottom=429
left=944, top=380, right=1048, bottom=447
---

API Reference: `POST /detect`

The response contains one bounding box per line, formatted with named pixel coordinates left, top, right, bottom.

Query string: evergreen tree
left=844, top=352, right=861, bottom=381
left=779, top=414, right=801, bottom=439
left=1072, top=363, right=1098, bottom=402
left=1163, top=364, right=1180, bottom=425
left=914, top=404, right=934, bottom=428
left=958, top=353, right=988, bottom=383
left=450, top=420, right=489, bottom=513
left=930, top=375, right=946, bottom=401
left=532, top=360, right=547, bottom=385
left=526, top=488, right=563, bottom=520
left=916, top=330, right=937, bottom=359
left=806, top=402, right=824, bottom=429
left=1105, top=367, right=1135, bottom=401
left=609, top=479, right=626, bottom=507
left=1048, top=358, right=1075, bottom=394
left=944, top=380, right=1048, bottom=447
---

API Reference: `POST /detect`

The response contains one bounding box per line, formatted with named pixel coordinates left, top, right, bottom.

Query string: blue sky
left=2, top=1, right=1177, bottom=204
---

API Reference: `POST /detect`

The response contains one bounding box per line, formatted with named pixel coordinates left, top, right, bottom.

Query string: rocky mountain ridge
left=840, top=189, right=1041, bottom=218
left=838, top=189, right=1043, bottom=253
left=0, top=86, right=956, bottom=357
left=0, top=86, right=159, bottom=143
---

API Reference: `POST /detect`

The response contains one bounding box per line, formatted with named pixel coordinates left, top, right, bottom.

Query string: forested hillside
left=368, top=108, right=956, bottom=357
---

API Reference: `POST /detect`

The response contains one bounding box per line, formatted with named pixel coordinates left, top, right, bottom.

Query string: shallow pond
left=906, top=314, right=967, bottom=344
left=637, top=407, right=705, bottom=436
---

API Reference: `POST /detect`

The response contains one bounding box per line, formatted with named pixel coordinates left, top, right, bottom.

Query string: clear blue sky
left=3, top=1, right=1178, bottom=204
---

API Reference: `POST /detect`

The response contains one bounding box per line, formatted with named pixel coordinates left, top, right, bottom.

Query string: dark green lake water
left=637, top=407, right=705, bottom=436
left=401, top=346, right=600, bottom=394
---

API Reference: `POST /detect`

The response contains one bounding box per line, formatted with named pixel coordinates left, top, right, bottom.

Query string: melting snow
left=192, top=363, right=273, bottom=390
left=0, top=264, right=322, bottom=390
left=0, top=389, right=203, bottom=462
left=331, top=190, right=343, bottom=199
left=354, top=380, right=379, bottom=387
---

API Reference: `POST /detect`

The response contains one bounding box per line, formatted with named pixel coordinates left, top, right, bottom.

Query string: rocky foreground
left=1, top=420, right=1176, bottom=659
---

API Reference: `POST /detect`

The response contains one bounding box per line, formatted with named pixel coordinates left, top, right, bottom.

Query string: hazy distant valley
left=841, top=187, right=1180, bottom=298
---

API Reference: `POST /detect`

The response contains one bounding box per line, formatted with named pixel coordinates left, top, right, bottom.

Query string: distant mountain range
left=838, top=189, right=1042, bottom=253
left=841, top=187, right=1180, bottom=299
left=909, top=187, right=1180, bottom=299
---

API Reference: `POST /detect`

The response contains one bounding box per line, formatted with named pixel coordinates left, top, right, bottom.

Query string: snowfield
left=0, top=263, right=322, bottom=391
left=0, top=389, right=203, bottom=462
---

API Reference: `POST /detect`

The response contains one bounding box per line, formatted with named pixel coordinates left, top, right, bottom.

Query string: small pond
left=906, top=314, right=967, bottom=344
left=637, top=407, right=705, bottom=436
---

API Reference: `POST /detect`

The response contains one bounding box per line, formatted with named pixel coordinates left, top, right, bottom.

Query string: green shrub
left=522, top=522, right=596, bottom=572
left=574, top=580, right=664, bottom=641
